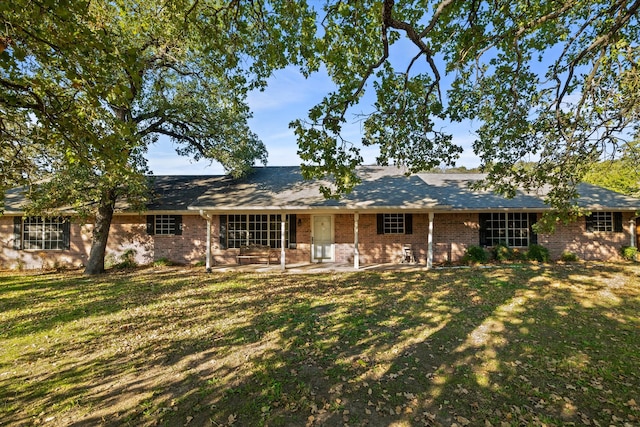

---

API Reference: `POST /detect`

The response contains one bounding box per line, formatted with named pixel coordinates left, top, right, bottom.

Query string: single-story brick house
left=1, top=166, right=639, bottom=270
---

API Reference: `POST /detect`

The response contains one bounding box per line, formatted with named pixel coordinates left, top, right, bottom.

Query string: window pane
left=590, top=212, right=613, bottom=232
left=225, top=214, right=289, bottom=249
left=227, top=215, right=246, bottom=248
left=485, top=212, right=529, bottom=247
left=155, top=215, right=176, bottom=235
left=383, top=213, right=405, bottom=234
left=22, top=217, right=66, bottom=250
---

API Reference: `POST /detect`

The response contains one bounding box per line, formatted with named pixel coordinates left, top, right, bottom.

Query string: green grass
left=1, top=264, right=639, bottom=426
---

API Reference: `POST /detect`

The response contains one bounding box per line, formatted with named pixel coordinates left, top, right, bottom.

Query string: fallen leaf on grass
left=456, top=415, right=471, bottom=425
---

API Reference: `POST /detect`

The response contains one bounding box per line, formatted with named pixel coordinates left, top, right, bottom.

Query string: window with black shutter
left=15, top=216, right=71, bottom=250
left=376, top=213, right=413, bottom=234
left=479, top=212, right=537, bottom=247
left=585, top=212, right=622, bottom=232
left=147, top=215, right=183, bottom=235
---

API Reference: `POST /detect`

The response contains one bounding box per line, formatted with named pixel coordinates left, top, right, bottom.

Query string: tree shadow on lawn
left=0, top=268, right=239, bottom=340
left=1, top=264, right=639, bottom=426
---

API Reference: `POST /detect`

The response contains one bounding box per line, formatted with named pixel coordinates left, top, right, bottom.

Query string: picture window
left=21, top=216, right=69, bottom=250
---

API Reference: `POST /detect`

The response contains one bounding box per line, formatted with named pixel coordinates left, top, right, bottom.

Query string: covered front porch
left=196, top=211, right=438, bottom=271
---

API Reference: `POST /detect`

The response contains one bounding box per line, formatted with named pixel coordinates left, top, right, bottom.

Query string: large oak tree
left=293, top=0, right=640, bottom=226
left=1, top=0, right=315, bottom=273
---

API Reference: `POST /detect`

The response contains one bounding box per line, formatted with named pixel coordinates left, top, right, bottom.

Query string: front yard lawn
left=1, top=263, right=639, bottom=426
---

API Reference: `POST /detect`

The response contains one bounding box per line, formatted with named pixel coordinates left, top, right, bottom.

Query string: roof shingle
left=3, top=166, right=639, bottom=214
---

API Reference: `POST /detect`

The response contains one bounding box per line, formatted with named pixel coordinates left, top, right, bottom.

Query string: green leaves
left=2, top=0, right=317, bottom=271
left=2, top=0, right=318, bottom=188
left=292, top=0, right=639, bottom=211
left=583, top=140, right=640, bottom=198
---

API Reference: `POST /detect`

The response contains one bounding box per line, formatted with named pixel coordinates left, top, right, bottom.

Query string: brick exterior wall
left=332, top=213, right=479, bottom=264
left=151, top=215, right=208, bottom=265
left=1, top=211, right=636, bottom=270
left=539, top=212, right=635, bottom=260
left=345, top=213, right=427, bottom=264
left=0, top=214, right=207, bottom=270
left=0, top=216, right=89, bottom=270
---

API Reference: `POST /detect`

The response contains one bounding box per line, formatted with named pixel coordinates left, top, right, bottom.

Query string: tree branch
left=419, top=0, right=456, bottom=38
left=382, top=0, right=442, bottom=101
left=0, top=78, right=46, bottom=111
left=556, top=0, right=640, bottom=107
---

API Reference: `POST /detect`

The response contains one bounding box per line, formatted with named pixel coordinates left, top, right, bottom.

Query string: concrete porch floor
left=205, top=261, right=429, bottom=274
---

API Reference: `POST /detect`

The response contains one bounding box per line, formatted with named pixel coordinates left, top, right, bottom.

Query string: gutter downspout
left=199, top=210, right=212, bottom=272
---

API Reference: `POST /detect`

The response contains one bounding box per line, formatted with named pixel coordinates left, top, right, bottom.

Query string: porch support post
left=354, top=212, right=360, bottom=269
left=199, top=210, right=212, bottom=272
left=427, top=212, right=434, bottom=269
left=281, top=214, right=286, bottom=271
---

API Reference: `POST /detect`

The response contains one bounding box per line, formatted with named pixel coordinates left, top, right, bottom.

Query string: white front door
left=312, top=215, right=334, bottom=262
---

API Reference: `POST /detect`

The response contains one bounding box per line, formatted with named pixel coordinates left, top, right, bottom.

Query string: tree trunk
left=84, top=189, right=116, bottom=275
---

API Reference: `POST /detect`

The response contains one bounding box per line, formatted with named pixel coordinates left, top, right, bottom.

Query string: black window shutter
left=13, top=216, right=22, bottom=250
left=289, top=214, right=297, bottom=248
left=63, top=218, right=71, bottom=250
left=614, top=212, right=623, bottom=232
left=174, top=215, right=183, bottom=235
left=528, top=213, right=538, bottom=245
left=377, top=214, right=384, bottom=234
left=219, top=215, right=227, bottom=249
left=585, top=214, right=595, bottom=232
left=146, top=215, right=155, bottom=235
left=405, top=213, right=413, bottom=234
left=479, top=213, right=490, bottom=246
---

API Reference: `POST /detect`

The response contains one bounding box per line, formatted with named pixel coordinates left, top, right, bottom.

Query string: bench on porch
left=236, top=244, right=279, bottom=265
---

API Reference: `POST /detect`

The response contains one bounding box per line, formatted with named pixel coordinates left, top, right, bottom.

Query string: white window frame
left=485, top=213, right=530, bottom=247
left=383, top=213, right=405, bottom=234
left=588, top=212, right=613, bottom=232
left=226, top=214, right=289, bottom=249
left=155, top=215, right=177, bottom=235
left=22, top=216, right=67, bottom=250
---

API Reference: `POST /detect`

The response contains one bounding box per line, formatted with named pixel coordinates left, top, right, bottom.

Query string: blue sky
left=145, top=65, right=482, bottom=176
